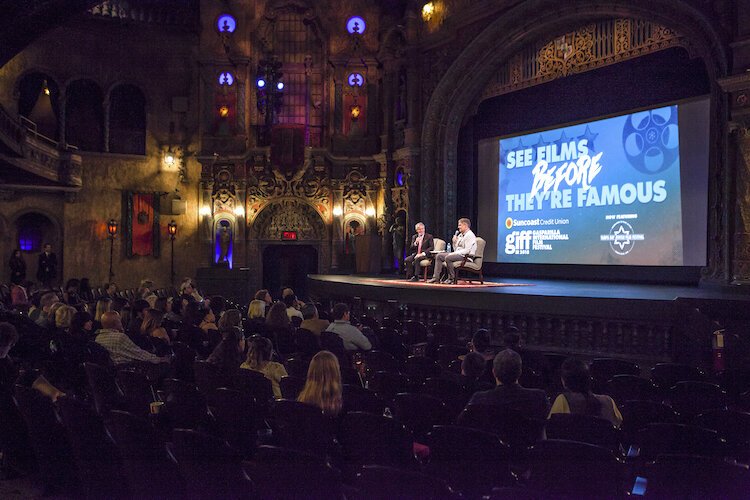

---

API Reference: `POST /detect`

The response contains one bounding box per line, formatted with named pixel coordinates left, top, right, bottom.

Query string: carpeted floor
left=362, top=278, right=533, bottom=288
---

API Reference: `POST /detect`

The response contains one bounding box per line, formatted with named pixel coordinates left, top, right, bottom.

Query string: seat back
left=338, top=411, right=415, bottom=468
left=457, top=404, right=544, bottom=450
left=546, top=413, right=622, bottom=454
left=270, top=400, right=335, bottom=457
left=392, top=392, right=451, bottom=441
left=279, top=375, right=306, bottom=400
left=352, top=465, right=455, bottom=499
left=473, top=237, right=486, bottom=266
left=207, top=388, right=262, bottom=457
left=635, top=423, right=728, bottom=460
left=84, top=362, right=124, bottom=416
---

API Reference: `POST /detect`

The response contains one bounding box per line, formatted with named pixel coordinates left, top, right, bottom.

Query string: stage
left=307, top=274, right=750, bottom=366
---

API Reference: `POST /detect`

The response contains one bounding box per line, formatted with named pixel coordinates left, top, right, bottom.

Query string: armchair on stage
left=455, top=237, right=486, bottom=284
left=420, top=238, right=446, bottom=281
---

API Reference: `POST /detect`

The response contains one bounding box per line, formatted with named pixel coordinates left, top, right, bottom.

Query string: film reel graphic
left=622, top=107, right=679, bottom=174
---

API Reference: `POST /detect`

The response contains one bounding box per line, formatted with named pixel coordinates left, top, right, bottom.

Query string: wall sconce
left=234, top=206, right=245, bottom=217
left=218, top=105, right=229, bottom=118
left=350, top=105, right=361, bottom=120
left=365, top=207, right=376, bottom=217
left=333, top=206, right=343, bottom=217
left=107, top=219, right=119, bottom=237
left=164, top=150, right=175, bottom=167
left=199, top=205, right=212, bottom=217
left=422, top=2, right=435, bottom=21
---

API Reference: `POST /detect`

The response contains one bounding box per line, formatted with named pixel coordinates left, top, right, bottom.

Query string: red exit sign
left=282, top=231, right=298, bottom=240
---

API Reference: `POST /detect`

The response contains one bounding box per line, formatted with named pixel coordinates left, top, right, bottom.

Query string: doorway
left=262, top=244, right=318, bottom=300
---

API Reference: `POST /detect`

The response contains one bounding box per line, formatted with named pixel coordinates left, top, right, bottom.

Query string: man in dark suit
left=36, top=243, right=57, bottom=288
left=466, top=348, right=549, bottom=421
left=403, top=222, right=434, bottom=281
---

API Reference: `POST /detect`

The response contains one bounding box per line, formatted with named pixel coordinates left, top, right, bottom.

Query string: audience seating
left=236, top=369, right=274, bottom=413
left=351, top=465, right=457, bottom=499
left=115, top=368, right=155, bottom=417
left=667, top=380, right=727, bottom=421
left=84, top=362, right=126, bottom=416
left=650, top=362, right=706, bottom=390
left=269, top=399, right=336, bottom=458
left=367, top=370, right=410, bottom=401
left=636, top=454, right=750, bottom=498
left=13, top=385, right=79, bottom=495
left=545, top=413, right=622, bottom=454
left=284, top=356, right=310, bottom=378
left=193, top=360, right=230, bottom=395
left=589, top=357, right=641, bottom=391
left=425, top=425, right=515, bottom=497
left=171, top=341, right=197, bottom=382
left=244, top=445, right=344, bottom=499
left=207, top=388, right=263, bottom=458
left=56, top=396, right=130, bottom=498
left=392, top=393, right=451, bottom=442
left=338, top=411, right=415, bottom=471
left=167, top=428, right=253, bottom=500
left=635, top=423, right=728, bottom=460
left=457, top=404, right=544, bottom=452
left=619, top=400, right=679, bottom=440
left=430, top=322, right=460, bottom=346
left=402, top=320, right=429, bottom=345
left=526, top=439, right=625, bottom=498
left=342, top=383, right=385, bottom=415
left=604, top=374, right=660, bottom=402
left=279, top=375, right=305, bottom=400
left=105, top=410, right=184, bottom=498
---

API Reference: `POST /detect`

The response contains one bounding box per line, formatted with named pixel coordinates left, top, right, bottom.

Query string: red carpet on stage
left=363, top=278, right=533, bottom=288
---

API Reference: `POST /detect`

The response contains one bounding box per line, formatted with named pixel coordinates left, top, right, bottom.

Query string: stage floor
left=308, top=274, right=750, bottom=322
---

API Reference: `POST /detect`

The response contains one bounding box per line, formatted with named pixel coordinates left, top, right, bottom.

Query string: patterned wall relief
left=251, top=198, right=326, bottom=241
left=481, top=19, right=686, bottom=101
left=246, top=154, right=331, bottom=225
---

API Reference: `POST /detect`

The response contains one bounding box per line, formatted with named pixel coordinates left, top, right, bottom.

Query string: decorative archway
left=419, top=0, right=729, bottom=280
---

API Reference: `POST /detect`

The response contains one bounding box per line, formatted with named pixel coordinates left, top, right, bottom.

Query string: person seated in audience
left=62, top=278, right=81, bottom=307
left=549, top=357, right=623, bottom=428
left=218, top=308, right=242, bottom=334
left=300, top=303, right=330, bottom=336
left=141, top=309, right=172, bottom=344
left=461, top=351, right=494, bottom=394
left=265, top=301, right=295, bottom=356
left=93, top=297, right=112, bottom=331
left=78, top=278, right=93, bottom=303
left=325, top=303, right=372, bottom=352
left=162, top=296, right=182, bottom=324
left=210, top=295, right=226, bottom=320
left=10, top=280, right=31, bottom=310
left=46, top=302, right=65, bottom=330
left=34, top=292, right=60, bottom=328
left=178, top=302, right=209, bottom=356
left=54, top=305, right=76, bottom=335
left=246, top=299, right=268, bottom=336
left=255, top=289, right=273, bottom=309
left=282, top=287, right=305, bottom=308
left=180, top=278, right=203, bottom=302
left=207, top=326, right=245, bottom=382
left=467, top=328, right=497, bottom=361
left=502, top=326, right=550, bottom=377
left=27, top=293, right=43, bottom=323
left=297, top=350, right=343, bottom=417
left=102, top=282, right=118, bottom=298
left=241, top=336, right=287, bottom=398
left=111, top=296, right=128, bottom=314
left=198, top=306, right=219, bottom=333
left=0, top=322, right=64, bottom=476
left=466, top=349, right=550, bottom=421
left=284, top=294, right=304, bottom=325
left=69, top=311, right=95, bottom=341
left=137, top=279, right=155, bottom=300
left=95, top=311, right=170, bottom=366
left=127, top=300, right=152, bottom=350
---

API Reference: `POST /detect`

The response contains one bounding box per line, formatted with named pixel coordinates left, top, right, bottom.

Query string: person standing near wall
left=36, top=244, right=57, bottom=288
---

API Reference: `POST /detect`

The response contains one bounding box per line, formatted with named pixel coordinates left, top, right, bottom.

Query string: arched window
left=65, top=79, right=104, bottom=151
left=17, top=72, right=60, bottom=140
left=108, top=84, right=146, bottom=155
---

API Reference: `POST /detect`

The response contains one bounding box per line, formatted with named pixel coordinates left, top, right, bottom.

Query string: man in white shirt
left=325, top=303, right=372, bottom=351
left=427, top=217, right=477, bottom=284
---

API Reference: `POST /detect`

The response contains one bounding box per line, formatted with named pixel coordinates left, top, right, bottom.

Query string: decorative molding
left=481, top=19, right=686, bottom=101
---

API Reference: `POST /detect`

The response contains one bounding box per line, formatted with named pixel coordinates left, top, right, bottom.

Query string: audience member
left=10, top=280, right=30, bottom=309
left=297, top=350, right=342, bottom=417
left=102, top=282, right=118, bottom=298
left=218, top=308, right=242, bottom=334
left=34, top=292, right=59, bottom=328
left=141, top=309, right=172, bottom=344
left=210, top=295, right=226, bottom=319
left=325, top=303, right=371, bottom=351
left=78, top=278, right=93, bottom=302
left=255, top=289, right=272, bottom=306
left=95, top=312, right=169, bottom=366
left=468, top=328, right=496, bottom=361
left=93, top=298, right=112, bottom=331
left=466, top=349, right=549, bottom=421
left=62, top=279, right=81, bottom=307
left=241, top=336, right=287, bottom=399
left=265, top=301, right=295, bottom=356
left=178, top=302, right=208, bottom=356
left=69, top=311, right=94, bottom=341
left=299, top=303, right=330, bottom=336
left=206, top=327, right=245, bottom=381
left=54, top=305, right=76, bottom=333
left=284, top=294, right=304, bottom=323
left=282, top=287, right=305, bottom=307
left=549, top=358, right=623, bottom=428
left=199, top=306, right=218, bottom=333
left=180, top=278, right=203, bottom=302
left=246, top=300, right=267, bottom=335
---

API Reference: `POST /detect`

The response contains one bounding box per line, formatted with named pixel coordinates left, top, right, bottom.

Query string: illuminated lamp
left=350, top=105, right=361, bottom=119
left=365, top=207, right=376, bottom=217
left=218, top=105, right=229, bottom=118
left=332, top=206, right=343, bottom=217
left=346, top=16, right=366, bottom=34
left=107, top=219, right=119, bottom=237
left=276, top=81, right=284, bottom=91
left=256, top=78, right=266, bottom=88
left=167, top=220, right=177, bottom=237
left=422, top=2, right=435, bottom=21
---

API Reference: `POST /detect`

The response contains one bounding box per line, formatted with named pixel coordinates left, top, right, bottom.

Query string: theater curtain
left=125, top=192, right=160, bottom=257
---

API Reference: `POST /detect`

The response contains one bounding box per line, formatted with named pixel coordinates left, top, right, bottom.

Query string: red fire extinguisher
left=712, top=328, right=726, bottom=372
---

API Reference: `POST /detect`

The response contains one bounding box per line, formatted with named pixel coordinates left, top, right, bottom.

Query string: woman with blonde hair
left=297, top=350, right=343, bottom=417
left=241, top=336, right=287, bottom=398
left=54, top=305, right=77, bottom=331
left=93, top=298, right=112, bottom=330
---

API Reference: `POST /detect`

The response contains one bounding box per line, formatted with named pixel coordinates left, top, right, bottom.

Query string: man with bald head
left=95, top=311, right=169, bottom=365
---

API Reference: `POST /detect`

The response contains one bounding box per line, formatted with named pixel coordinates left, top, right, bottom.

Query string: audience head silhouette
left=492, top=348, right=522, bottom=385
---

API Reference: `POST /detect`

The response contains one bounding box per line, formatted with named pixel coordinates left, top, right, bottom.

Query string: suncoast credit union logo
left=602, top=220, right=644, bottom=256
left=505, top=217, right=513, bottom=229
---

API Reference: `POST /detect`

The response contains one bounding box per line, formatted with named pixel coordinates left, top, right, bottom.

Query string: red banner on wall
left=131, top=193, right=154, bottom=256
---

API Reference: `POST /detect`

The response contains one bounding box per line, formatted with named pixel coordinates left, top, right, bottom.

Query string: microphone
left=454, top=230, right=460, bottom=237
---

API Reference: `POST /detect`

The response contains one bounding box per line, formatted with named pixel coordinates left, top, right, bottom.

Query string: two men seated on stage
left=404, top=222, right=434, bottom=281
left=427, top=217, right=477, bottom=284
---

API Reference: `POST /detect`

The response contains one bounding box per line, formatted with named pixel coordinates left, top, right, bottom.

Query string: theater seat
left=455, top=237, right=486, bottom=284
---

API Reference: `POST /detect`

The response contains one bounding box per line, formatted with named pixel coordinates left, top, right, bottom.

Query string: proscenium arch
left=250, top=199, right=327, bottom=240
left=420, top=0, right=729, bottom=279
